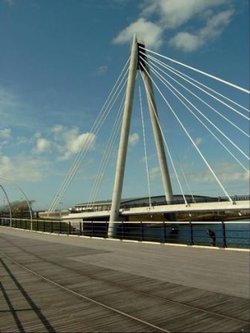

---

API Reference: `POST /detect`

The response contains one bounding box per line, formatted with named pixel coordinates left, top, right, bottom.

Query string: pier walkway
left=0, top=227, right=249, bottom=332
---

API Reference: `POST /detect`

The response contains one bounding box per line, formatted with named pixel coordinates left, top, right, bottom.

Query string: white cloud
left=170, top=9, right=234, bottom=52
left=0, top=128, right=12, bottom=150
left=35, top=137, right=52, bottom=153
left=189, top=163, right=250, bottom=184
left=195, top=137, right=203, bottom=146
left=62, top=132, right=95, bottom=160
left=0, top=128, right=11, bottom=140
left=2, top=0, right=15, bottom=6
left=0, top=86, right=36, bottom=128
left=16, top=136, right=33, bottom=145
left=149, top=166, right=160, bottom=180
left=113, top=0, right=234, bottom=52
left=200, top=8, right=234, bottom=38
left=142, top=0, right=227, bottom=29
left=51, top=124, right=64, bottom=134
left=0, top=87, right=18, bottom=113
left=0, top=155, right=48, bottom=182
left=170, top=32, right=201, bottom=52
left=94, top=65, right=108, bottom=76
left=7, top=125, right=96, bottom=161
left=129, top=133, right=139, bottom=146
left=50, top=125, right=96, bottom=160
left=113, top=18, right=164, bottom=50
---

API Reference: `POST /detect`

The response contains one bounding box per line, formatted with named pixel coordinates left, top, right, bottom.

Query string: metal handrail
left=0, top=217, right=249, bottom=249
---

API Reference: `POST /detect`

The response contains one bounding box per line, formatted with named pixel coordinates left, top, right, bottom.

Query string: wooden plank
left=0, top=228, right=249, bottom=332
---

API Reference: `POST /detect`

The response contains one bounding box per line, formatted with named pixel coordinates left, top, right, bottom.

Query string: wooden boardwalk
left=0, top=227, right=249, bottom=332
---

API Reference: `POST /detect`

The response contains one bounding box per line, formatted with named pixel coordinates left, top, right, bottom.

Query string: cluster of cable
left=48, top=58, right=130, bottom=212
left=138, top=46, right=249, bottom=204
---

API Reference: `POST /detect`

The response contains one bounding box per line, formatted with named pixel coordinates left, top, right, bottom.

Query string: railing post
left=163, top=221, right=167, bottom=243
left=222, top=221, right=227, bottom=248
left=105, top=221, right=108, bottom=238
left=140, top=221, right=144, bottom=241
left=121, top=221, right=124, bottom=240
left=68, top=221, right=71, bottom=234
left=190, top=222, right=194, bottom=245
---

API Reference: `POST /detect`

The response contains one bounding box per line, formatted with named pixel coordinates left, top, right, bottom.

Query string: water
left=120, top=220, right=250, bottom=248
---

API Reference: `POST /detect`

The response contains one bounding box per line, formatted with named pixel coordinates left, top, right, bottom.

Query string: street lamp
left=0, top=184, right=12, bottom=227
left=0, top=177, right=33, bottom=229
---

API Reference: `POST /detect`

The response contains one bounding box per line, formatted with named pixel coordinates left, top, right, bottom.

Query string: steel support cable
left=88, top=71, right=142, bottom=208
left=50, top=74, right=128, bottom=212
left=143, top=56, right=248, bottom=171
left=139, top=57, right=195, bottom=202
left=86, top=95, right=125, bottom=208
left=49, top=64, right=130, bottom=211
left=49, top=59, right=129, bottom=211
left=146, top=53, right=250, bottom=133
left=49, top=77, right=128, bottom=212
left=144, top=57, right=250, bottom=165
left=139, top=70, right=188, bottom=206
left=49, top=59, right=130, bottom=211
left=87, top=106, right=123, bottom=208
left=146, top=59, right=248, bottom=171
left=86, top=105, right=123, bottom=206
left=139, top=61, right=234, bottom=203
left=146, top=58, right=250, bottom=159
left=179, top=164, right=196, bottom=203
left=147, top=57, right=250, bottom=137
left=139, top=84, right=152, bottom=208
left=159, top=58, right=249, bottom=114
left=86, top=128, right=122, bottom=209
left=141, top=51, right=250, bottom=122
left=139, top=50, right=249, bottom=114
left=140, top=46, right=250, bottom=94
left=50, top=101, right=122, bottom=211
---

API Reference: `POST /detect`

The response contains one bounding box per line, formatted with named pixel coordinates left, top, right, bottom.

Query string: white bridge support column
left=140, top=52, right=173, bottom=203
left=108, top=35, right=139, bottom=237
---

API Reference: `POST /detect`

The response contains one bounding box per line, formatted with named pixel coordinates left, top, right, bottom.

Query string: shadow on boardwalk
left=0, top=258, right=56, bottom=333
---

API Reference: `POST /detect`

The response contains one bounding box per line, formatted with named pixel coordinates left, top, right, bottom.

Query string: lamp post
left=0, top=177, right=33, bottom=230
left=0, top=184, right=12, bottom=227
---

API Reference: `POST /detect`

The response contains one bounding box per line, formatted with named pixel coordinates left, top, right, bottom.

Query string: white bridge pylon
left=108, top=35, right=173, bottom=237
left=49, top=35, right=249, bottom=231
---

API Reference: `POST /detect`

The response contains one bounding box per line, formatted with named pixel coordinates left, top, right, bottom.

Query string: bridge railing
left=0, top=218, right=249, bottom=249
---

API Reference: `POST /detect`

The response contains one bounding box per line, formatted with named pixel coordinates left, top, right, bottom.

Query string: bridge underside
left=62, top=200, right=250, bottom=221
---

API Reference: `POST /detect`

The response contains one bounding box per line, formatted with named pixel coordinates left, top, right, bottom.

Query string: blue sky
left=0, top=0, right=249, bottom=210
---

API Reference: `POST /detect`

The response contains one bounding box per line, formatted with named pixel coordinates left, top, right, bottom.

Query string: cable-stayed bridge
left=45, top=36, right=249, bottom=235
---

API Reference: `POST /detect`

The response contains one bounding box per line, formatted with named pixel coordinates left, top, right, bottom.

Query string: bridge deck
left=0, top=228, right=249, bottom=332
left=63, top=199, right=250, bottom=220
